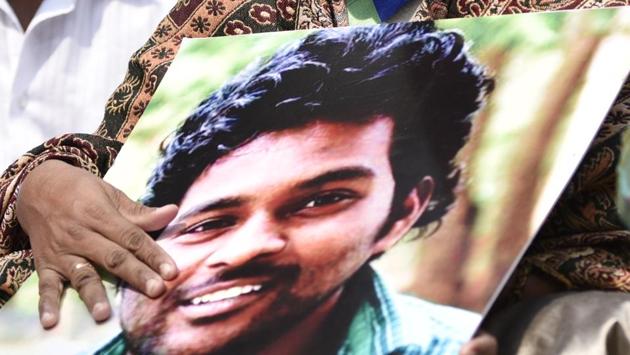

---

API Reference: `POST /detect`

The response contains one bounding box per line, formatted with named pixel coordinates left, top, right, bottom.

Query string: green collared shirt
left=335, top=266, right=480, bottom=355
left=96, top=266, right=479, bottom=355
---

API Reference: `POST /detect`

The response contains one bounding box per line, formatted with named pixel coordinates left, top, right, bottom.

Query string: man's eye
left=185, top=218, right=235, bottom=234
left=302, top=191, right=355, bottom=209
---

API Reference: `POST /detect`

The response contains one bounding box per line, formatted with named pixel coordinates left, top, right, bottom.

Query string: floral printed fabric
left=412, top=0, right=629, bottom=21
left=523, top=80, right=630, bottom=293
left=0, top=0, right=628, bottom=306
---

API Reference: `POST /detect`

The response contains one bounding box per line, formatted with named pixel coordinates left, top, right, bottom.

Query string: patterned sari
left=1, top=0, right=628, bottom=306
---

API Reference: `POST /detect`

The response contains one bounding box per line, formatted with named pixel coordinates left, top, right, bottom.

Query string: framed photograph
left=1, top=7, right=628, bottom=355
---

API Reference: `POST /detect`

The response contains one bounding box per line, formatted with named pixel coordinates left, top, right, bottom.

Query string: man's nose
left=203, top=213, right=287, bottom=268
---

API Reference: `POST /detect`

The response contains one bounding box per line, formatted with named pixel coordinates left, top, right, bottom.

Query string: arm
left=1, top=0, right=342, bottom=327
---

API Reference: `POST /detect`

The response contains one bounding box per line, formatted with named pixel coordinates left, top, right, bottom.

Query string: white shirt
left=0, top=0, right=173, bottom=169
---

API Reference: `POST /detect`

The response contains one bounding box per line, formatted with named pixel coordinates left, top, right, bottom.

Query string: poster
left=1, top=7, right=629, bottom=355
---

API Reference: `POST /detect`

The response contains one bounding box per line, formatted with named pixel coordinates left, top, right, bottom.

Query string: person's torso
left=0, top=0, right=173, bottom=168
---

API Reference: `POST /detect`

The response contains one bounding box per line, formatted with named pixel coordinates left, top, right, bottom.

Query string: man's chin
left=123, top=323, right=246, bottom=355
left=121, top=300, right=262, bottom=354
left=122, top=311, right=301, bottom=355
left=122, top=292, right=331, bottom=355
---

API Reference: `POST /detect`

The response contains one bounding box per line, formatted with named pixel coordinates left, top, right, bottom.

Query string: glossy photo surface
left=1, top=8, right=629, bottom=354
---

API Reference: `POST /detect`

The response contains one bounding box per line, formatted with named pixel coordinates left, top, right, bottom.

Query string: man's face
left=120, top=117, right=429, bottom=354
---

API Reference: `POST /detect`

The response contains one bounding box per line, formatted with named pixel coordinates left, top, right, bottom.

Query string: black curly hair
left=143, top=21, right=492, bottom=229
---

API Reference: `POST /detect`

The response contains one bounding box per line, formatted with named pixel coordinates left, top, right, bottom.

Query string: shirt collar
left=31, top=0, right=77, bottom=28
left=0, top=0, right=77, bottom=33
left=336, top=266, right=479, bottom=354
left=0, top=1, right=22, bottom=30
left=336, top=265, right=408, bottom=354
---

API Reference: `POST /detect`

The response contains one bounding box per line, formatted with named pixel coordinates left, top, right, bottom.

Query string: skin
left=120, top=117, right=434, bottom=355
left=8, top=0, right=43, bottom=30
left=17, top=161, right=180, bottom=328
left=459, top=332, right=498, bottom=355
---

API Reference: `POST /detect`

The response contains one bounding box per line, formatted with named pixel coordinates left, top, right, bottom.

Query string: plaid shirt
left=96, top=266, right=480, bottom=355
left=336, top=267, right=481, bottom=355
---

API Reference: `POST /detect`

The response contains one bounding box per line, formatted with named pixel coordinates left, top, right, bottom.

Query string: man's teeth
left=190, top=285, right=262, bottom=305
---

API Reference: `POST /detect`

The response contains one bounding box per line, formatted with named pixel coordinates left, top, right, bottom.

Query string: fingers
left=128, top=204, right=179, bottom=232
left=64, top=256, right=111, bottom=322
left=94, top=213, right=178, bottom=281
left=19, top=162, right=178, bottom=330
left=77, top=230, right=167, bottom=297
left=39, top=259, right=112, bottom=328
left=97, top=183, right=179, bottom=281
left=38, top=268, right=64, bottom=329
left=105, top=183, right=178, bottom=231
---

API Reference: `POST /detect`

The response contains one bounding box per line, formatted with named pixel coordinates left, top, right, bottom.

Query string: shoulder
left=394, top=293, right=481, bottom=336
left=365, top=268, right=481, bottom=354
left=391, top=293, right=482, bottom=353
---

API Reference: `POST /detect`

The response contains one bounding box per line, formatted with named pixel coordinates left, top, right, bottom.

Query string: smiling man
left=98, top=22, right=492, bottom=355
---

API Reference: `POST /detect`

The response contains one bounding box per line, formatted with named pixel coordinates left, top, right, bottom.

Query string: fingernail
left=92, top=302, right=110, bottom=321
left=41, top=312, right=56, bottom=328
left=146, top=279, right=163, bottom=297
left=159, top=263, right=176, bottom=279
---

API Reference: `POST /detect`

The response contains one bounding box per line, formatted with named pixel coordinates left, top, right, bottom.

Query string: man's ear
left=371, top=176, right=434, bottom=257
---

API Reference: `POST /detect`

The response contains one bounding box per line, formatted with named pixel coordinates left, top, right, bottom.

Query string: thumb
left=105, top=184, right=178, bottom=231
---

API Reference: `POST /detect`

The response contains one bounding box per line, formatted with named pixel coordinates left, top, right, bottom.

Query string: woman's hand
left=16, top=160, right=179, bottom=329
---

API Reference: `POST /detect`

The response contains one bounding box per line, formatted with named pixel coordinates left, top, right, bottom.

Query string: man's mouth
left=188, top=284, right=263, bottom=305
left=172, top=265, right=298, bottom=321
left=177, top=281, right=269, bottom=320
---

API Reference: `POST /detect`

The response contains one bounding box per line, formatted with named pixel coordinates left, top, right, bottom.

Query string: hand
left=460, top=332, right=498, bottom=355
left=16, top=159, right=179, bottom=329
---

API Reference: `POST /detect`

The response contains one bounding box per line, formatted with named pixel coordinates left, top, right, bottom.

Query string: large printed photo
left=108, top=20, right=491, bottom=355
left=1, top=7, right=629, bottom=355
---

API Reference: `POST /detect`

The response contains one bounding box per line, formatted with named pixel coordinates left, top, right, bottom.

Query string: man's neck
left=257, top=288, right=344, bottom=355
left=8, top=0, right=44, bottom=31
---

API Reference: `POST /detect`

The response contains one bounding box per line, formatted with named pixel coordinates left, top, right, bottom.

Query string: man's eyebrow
left=175, top=197, right=246, bottom=223
left=296, top=167, right=375, bottom=189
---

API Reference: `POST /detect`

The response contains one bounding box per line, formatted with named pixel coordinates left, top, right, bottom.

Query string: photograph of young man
left=100, top=22, right=492, bottom=355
